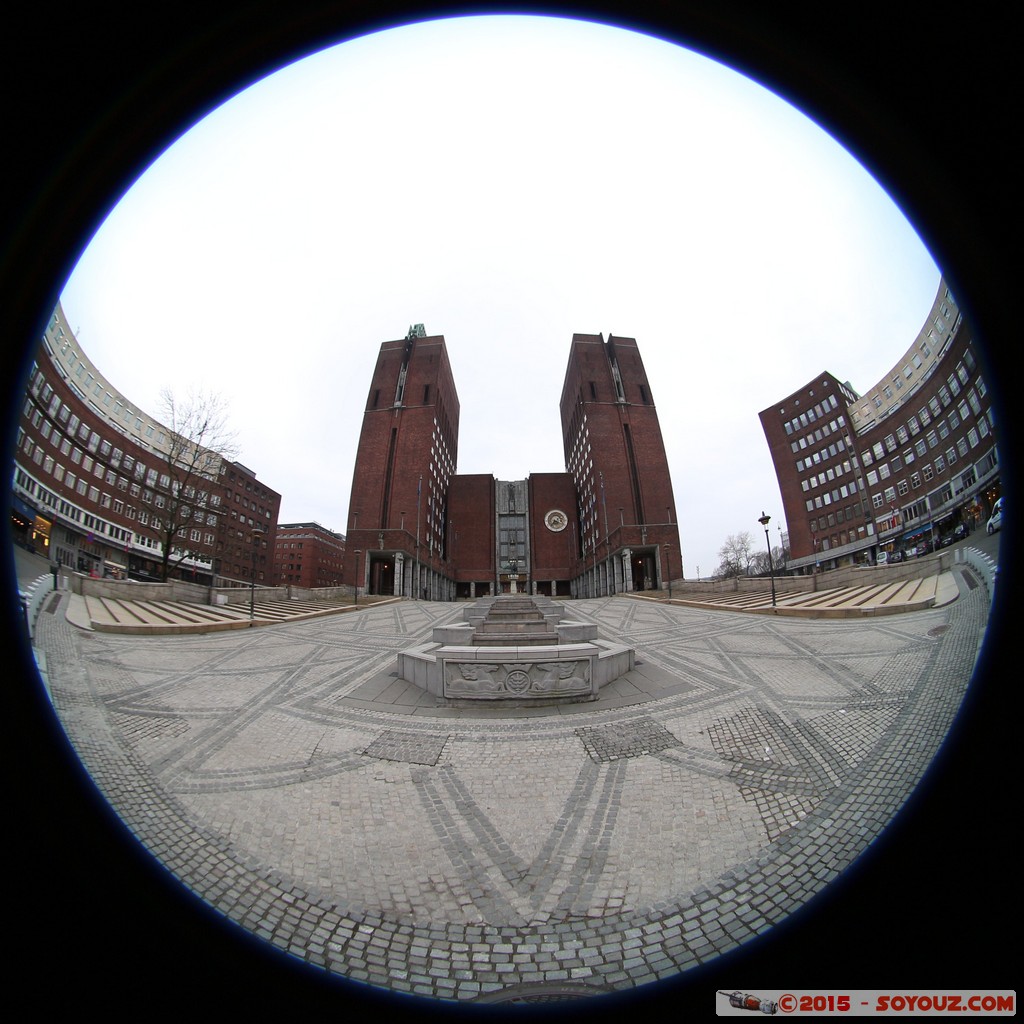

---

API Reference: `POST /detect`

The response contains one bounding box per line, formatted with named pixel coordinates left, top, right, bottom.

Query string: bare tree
left=749, top=544, right=787, bottom=578
left=716, top=531, right=754, bottom=578
left=143, top=388, right=239, bottom=582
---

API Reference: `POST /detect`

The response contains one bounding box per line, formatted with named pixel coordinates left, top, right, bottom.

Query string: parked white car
left=986, top=497, right=1003, bottom=534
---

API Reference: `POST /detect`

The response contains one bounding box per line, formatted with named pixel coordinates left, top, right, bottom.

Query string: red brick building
left=344, top=327, right=682, bottom=598
left=11, top=304, right=280, bottom=585
left=560, top=333, right=681, bottom=595
left=759, top=279, right=1001, bottom=571
left=343, top=325, right=460, bottom=599
left=272, top=522, right=345, bottom=587
left=447, top=474, right=495, bottom=598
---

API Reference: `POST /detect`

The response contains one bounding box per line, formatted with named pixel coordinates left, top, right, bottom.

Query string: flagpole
left=415, top=474, right=422, bottom=601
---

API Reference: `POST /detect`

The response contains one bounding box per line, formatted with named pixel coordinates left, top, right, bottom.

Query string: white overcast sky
left=58, top=14, right=940, bottom=579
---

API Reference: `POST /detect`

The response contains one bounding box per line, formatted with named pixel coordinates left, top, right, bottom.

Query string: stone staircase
left=471, top=596, right=560, bottom=646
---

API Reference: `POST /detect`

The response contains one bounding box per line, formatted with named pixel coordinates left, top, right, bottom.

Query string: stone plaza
left=27, top=561, right=993, bottom=1008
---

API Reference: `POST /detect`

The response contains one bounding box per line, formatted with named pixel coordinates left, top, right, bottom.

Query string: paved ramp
left=73, top=593, right=397, bottom=633
left=654, top=570, right=960, bottom=617
left=63, top=570, right=963, bottom=636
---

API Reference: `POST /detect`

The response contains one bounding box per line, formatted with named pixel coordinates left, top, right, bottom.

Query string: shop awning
left=12, top=496, right=37, bottom=520
left=901, top=523, right=933, bottom=540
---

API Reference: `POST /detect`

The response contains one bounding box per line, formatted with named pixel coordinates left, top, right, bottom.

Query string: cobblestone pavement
left=30, top=567, right=992, bottom=1006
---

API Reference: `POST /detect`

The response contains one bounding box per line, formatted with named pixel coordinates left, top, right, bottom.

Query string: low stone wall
left=282, top=584, right=352, bottom=602
left=398, top=640, right=634, bottom=707
left=71, top=575, right=364, bottom=607
left=72, top=573, right=287, bottom=607
left=672, top=549, right=954, bottom=599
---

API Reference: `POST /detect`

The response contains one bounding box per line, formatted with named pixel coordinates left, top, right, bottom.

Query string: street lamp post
left=249, top=528, right=265, bottom=621
left=353, top=549, right=362, bottom=605
left=758, top=511, right=777, bottom=607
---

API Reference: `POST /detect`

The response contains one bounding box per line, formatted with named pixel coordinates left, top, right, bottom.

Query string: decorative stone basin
left=397, top=595, right=635, bottom=707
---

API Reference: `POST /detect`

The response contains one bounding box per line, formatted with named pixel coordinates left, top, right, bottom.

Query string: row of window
left=867, top=425, right=986, bottom=513
left=20, top=347, right=280, bottom=582
left=47, top=320, right=170, bottom=451
left=782, top=391, right=841, bottom=437
left=794, top=344, right=990, bottom=540
left=860, top=361, right=979, bottom=467
left=20, top=430, right=224, bottom=523
left=852, top=294, right=959, bottom=427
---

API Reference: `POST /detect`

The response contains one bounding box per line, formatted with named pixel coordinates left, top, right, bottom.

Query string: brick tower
left=559, top=333, right=681, bottom=594
left=344, top=325, right=460, bottom=599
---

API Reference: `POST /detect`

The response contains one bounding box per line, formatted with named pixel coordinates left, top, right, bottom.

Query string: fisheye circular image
left=8, top=7, right=1012, bottom=1016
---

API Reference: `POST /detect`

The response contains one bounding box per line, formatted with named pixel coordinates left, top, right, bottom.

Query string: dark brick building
left=344, top=327, right=682, bottom=598
left=759, top=279, right=1001, bottom=571
left=12, top=304, right=280, bottom=585
left=272, top=522, right=345, bottom=588
left=560, top=333, right=681, bottom=594
left=343, top=325, right=460, bottom=599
